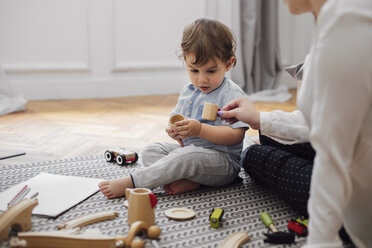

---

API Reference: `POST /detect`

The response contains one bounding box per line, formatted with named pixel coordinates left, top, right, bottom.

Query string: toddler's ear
left=226, top=57, right=236, bottom=71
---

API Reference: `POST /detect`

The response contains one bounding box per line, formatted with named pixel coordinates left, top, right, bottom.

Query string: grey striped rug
left=0, top=155, right=306, bottom=248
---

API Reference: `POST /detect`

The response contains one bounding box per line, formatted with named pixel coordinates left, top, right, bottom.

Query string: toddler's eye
left=208, top=70, right=216, bottom=73
left=191, top=69, right=199, bottom=73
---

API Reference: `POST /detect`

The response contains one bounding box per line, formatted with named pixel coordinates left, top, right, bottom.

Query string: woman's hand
left=218, top=97, right=260, bottom=130
left=166, top=126, right=184, bottom=147
left=173, top=119, right=202, bottom=139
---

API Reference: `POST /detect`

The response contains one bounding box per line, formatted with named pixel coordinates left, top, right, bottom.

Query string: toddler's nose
left=198, top=74, right=208, bottom=84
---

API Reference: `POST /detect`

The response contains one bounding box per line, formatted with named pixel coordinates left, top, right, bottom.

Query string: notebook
left=0, top=172, right=103, bottom=217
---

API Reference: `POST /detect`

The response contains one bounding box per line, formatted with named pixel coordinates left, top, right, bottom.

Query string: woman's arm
left=260, top=110, right=309, bottom=144
left=220, top=97, right=310, bottom=144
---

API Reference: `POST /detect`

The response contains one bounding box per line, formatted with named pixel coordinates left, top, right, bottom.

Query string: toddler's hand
left=166, top=126, right=184, bottom=147
left=173, top=119, right=201, bottom=139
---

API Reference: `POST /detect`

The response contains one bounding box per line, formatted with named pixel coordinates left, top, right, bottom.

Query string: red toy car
left=287, top=218, right=308, bottom=237
left=104, top=147, right=138, bottom=165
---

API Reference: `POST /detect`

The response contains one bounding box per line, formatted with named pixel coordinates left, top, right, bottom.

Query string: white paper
left=0, top=172, right=103, bottom=217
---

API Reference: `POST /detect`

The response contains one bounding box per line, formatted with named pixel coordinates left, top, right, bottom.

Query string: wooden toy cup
left=202, top=103, right=219, bottom=121
left=125, top=188, right=157, bottom=226
left=168, top=114, right=185, bottom=127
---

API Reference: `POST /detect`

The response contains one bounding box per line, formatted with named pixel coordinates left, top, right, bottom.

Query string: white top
left=297, top=0, right=372, bottom=247
left=260, top=109, right=309, bottom=144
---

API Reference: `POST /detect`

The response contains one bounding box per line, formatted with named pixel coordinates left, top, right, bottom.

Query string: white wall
left=278, top=2, right=314, bottom=87
left=0, top=0, right=313, bottom=100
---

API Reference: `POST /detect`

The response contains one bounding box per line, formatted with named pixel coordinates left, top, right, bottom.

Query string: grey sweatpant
left=131, top=142, right=239, bottom=189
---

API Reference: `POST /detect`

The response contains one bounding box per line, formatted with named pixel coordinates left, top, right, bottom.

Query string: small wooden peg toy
left=260, top=212, right=295, bottom=244
left=168, top=114, right=185, bottom=127
left=202, top=103, right=219, bottom=121
left=0, top=198, right=38, bottom=241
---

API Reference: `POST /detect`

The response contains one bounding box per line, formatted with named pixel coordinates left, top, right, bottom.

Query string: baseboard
left=9, top=72, right=188, bottom=100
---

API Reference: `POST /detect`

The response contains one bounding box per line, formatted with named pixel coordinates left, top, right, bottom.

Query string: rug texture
left=0, top=154, right=306, bottom=248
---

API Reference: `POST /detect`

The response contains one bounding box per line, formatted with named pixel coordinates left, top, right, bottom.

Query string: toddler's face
left=185, top=54, right=234, bottom=94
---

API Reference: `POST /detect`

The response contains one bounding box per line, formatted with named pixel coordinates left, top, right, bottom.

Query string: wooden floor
left=0, top=90, right=296, bottom=166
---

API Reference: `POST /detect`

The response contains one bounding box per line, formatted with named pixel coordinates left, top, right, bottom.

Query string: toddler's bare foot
left=98, top=176, right=133, bottom=199
left=163, top=179, right=200, bottom=194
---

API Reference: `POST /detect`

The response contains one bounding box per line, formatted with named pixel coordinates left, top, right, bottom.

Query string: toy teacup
left=168, top=114, right=185, bottom=127
left=125, top=188, right=157, bottom=226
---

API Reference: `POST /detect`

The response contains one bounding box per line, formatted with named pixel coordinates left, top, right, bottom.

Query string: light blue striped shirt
left=171, top=77, right=249, bottom=169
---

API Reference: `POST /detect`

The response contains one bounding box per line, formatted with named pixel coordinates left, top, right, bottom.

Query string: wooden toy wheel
left=133, top=153, right=139, bottom=163
left=104, top=151, right=114, bottom=162
left=116, top=155, right=126, bottom=165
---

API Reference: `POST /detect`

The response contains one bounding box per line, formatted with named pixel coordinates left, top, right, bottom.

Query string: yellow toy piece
left=209, top=208, right=224, bottom=228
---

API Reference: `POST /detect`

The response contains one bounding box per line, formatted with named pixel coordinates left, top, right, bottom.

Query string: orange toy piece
left=0, top=198, right=38, bottom=241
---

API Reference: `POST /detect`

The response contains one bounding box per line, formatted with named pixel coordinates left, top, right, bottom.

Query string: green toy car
left=104, top=147, right=138, bottom=165
left=209, top=208, right=224, bottom=228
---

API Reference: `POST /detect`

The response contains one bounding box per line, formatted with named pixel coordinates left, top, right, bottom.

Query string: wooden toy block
left=0, top=198, right=38, bottom=241
left=202, top=103, right=219, bottom=121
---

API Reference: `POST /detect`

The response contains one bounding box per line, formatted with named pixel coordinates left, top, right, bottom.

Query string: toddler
left=99, top=18, right=249, bottom=197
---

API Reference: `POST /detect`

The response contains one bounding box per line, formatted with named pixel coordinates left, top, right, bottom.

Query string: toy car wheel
left=116, top=154, right=126, bottom=165
left=104, top=151, right=114, bottom=162
left=133, top=152, right=139, bottom=163
left=301, top=225, right=308, bottom=236
left=209, top=208, right=214, bottom=220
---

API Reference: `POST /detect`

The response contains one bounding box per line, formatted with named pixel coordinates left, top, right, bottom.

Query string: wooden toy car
left=104, top=148, right=138, bottom=165
left=287, top=218, right=308, bottom=237
left=209, top=208, right=224, bottom=228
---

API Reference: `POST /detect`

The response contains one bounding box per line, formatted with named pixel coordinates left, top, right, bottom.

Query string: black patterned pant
left=242, top=134, right=354, bottom=244
left=241, top=133, right=315, bottom=217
